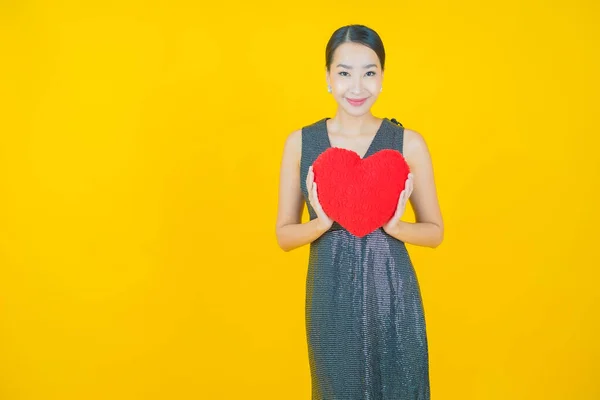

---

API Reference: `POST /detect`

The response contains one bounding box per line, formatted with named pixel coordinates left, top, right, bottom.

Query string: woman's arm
left=385, top=129, right=444, bottom=248
left=275, top=129, right=329, bottom=252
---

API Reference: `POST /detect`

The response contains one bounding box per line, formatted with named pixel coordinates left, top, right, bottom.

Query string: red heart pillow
left=312, top=147, right=410, bottom=237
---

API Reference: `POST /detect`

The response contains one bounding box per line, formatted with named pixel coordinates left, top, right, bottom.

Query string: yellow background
left=1, top=0, right=598, bottom=399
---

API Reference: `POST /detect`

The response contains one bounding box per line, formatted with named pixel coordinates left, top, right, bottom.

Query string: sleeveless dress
left=300, top=117, right=430, bottom=400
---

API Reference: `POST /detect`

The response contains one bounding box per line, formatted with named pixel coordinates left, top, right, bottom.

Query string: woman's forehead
left=331, top=43, right=380, bottom=66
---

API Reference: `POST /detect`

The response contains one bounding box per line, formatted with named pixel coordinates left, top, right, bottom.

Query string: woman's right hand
left=306, top=165, right=334, bottom=231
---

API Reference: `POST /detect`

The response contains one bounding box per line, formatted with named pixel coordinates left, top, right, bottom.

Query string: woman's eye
left=366, top=71, right=376, bottom=77
left=338, top=71, right=349, bottom=77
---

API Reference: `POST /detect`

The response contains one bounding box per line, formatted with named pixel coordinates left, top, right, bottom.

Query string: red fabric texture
left=312, top=147, right=410, bottom=237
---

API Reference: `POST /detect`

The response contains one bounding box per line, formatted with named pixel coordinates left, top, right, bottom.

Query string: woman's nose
left=350, top=77, right=362, bottom=94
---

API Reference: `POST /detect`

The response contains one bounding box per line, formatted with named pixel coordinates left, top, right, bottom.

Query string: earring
left=380, top=86, right=383, bottom=92
left=327, top=85, right=332, bottom=93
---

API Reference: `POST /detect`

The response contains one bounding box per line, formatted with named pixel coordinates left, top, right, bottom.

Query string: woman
left=275, top=24, right=443, bottom=400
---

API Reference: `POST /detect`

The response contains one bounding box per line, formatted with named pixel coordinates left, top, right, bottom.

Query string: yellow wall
left=1, top=1, right=598, bottom=399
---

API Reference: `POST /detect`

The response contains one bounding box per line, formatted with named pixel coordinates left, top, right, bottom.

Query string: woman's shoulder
left=285, top=128, right=302, bottom=149
left=284, top=117, right=327, bottom=149
left=387, top=118, right=424, bottom=149
left=401, top=126, right=431, bottom=163
left=283, top=128, right=302, bottom=151
left=281, top=127, right=304, bottom=165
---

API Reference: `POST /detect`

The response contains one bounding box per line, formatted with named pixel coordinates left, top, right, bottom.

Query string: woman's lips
left=346, top=97, right=368, bottom=106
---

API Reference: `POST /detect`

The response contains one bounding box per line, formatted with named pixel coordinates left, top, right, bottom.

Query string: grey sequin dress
left=300, top=117, right=430, bottom=400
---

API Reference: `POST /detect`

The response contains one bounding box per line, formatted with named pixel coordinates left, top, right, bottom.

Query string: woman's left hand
left=382, top=173, right=414, bottom=234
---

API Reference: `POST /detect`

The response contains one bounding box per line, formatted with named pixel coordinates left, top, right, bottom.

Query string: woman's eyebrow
left=336, top=63, right=379, bottom=69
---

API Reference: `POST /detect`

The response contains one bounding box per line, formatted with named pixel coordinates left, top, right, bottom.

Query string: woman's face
left=326, top=41, right=383, bottom=116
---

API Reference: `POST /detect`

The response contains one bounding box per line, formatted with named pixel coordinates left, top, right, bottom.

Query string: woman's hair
left=325, top=25, right=386, bottom=71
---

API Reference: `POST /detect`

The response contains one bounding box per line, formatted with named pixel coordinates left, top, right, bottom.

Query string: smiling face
left=326, top=41, right=384, bottom=117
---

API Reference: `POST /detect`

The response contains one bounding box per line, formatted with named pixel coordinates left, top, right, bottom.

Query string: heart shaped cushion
left=312, top=147, right=410, bottom=237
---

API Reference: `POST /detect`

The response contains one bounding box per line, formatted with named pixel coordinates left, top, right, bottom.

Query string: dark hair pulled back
left=325, top=25, right=386, bottom=71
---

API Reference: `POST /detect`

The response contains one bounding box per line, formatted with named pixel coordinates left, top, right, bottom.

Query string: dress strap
left=390, top=118, right=403, bottom=127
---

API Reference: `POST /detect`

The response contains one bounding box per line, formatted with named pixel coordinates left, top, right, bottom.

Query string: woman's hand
left=306, top=165, right=334, bottom=232
left=382, top=173, right=414, bottom=234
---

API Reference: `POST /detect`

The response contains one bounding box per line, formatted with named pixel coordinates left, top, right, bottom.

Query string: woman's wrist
left=314, top=217, right=332, bottom=234
left=384, top=219, right=407, bottom=237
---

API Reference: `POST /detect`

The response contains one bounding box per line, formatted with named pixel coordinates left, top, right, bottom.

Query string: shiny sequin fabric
left=300, top=118, right=430, bottom=400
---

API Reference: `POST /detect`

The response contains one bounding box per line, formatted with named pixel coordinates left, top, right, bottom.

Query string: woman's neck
left=329, top=111, right=380, bottom=136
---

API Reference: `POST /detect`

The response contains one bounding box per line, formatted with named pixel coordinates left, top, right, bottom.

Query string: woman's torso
left=299, top=116, right=408, bottom=238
